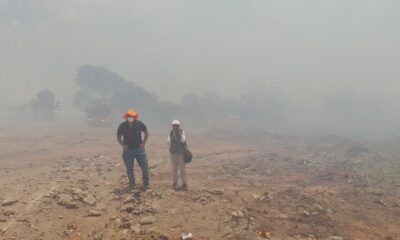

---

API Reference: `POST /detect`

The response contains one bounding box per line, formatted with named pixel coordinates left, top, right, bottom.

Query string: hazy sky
left=0, top=0, right=399, bottom=133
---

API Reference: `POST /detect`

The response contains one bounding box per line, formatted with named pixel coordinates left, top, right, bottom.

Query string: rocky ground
left=0, top=126, right=399, bottom=240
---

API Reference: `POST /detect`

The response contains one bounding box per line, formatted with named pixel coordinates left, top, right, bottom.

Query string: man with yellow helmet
left=117, top=109, right=150, bottom=190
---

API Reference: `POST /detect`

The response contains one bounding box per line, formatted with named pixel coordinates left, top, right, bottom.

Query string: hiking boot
left=180, top=184, right=188, bottom=191
left=140, top=185, right=150, bottom=192
left=172, top=183, right=178, bottom=190
left=129, top=183, right=136, bottom=191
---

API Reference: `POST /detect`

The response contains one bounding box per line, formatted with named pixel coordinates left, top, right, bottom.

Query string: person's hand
left=140, top=143, right=145, bottom=149
left=123, top=144, right=128, bottom=151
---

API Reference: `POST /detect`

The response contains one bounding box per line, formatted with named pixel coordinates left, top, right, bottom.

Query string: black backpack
left=183, top=142, right=193, bottom=164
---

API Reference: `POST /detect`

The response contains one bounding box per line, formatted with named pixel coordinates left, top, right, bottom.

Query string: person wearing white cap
left=167, top=120, right=188, bottom=190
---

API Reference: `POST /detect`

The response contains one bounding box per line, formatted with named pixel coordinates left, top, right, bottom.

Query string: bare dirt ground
left=0, top=126, right=399, bottom=240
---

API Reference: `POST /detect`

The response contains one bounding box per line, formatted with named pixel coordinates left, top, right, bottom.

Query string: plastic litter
left=182, top=233, right=193, bottom=240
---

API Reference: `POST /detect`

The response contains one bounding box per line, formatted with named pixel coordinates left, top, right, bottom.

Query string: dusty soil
left=0, top=126, right=399, bottom=240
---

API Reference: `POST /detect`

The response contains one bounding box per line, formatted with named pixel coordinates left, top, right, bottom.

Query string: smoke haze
left=1, top=0, right=399, bottom=136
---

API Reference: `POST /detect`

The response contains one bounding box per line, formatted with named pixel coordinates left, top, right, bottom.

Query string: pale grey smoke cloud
left=0, top=0, right=399, bottom=136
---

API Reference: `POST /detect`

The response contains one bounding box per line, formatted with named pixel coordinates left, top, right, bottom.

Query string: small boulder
left=139, top=216, right=156, bottom=225
left=230, top=210, right=245, bottom=218
left=132, top=224, right=141, bottom=234
left=82, top=195, right=96, bottom=206
left=87, top=210, right=102, bottom=217
left=117, top=218, right=131, bottom=229
left=1, top=199, right=18, bottom=207
left=3, top=210, right=15, bottom=216
left=57, top=195, right=78, bottom=209
left=325, top=237, right=343, bottom=240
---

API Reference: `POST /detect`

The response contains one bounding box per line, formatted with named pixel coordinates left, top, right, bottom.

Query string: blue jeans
left=122, top=148, right=149, bottom=187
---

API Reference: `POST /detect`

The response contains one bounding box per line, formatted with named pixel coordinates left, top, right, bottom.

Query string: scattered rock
left=132, top=224, right=141, bottom=234
left=91, top=230, right=105, bottom=240
left=182, top=233, right=193, bottom=240
left=150, top=202, right=162, bottom=212
left=147, top=207, right=157, bottom=214
left=57, top=195, right=78, bottom=209
left=197, top=197, right=209, bottom=205
left=302, top=210, right=311, bottom=216
left=17, top=218, right=29, bottom=223
left=230, top=210, right=245, bottom=218
left=82, top=195, right=97, bottom=206
left=193, top=194, right=214, bottom=205
left=252, top=193, right=262, bottom=199
left=149, top=190, right=163, bottom=198
left=374, top=199, right=387, bottom=207
left=1, top=199, right=18, bottom=207
left=139, top=216, right=156, bottom=225
left=202, top=188, right=224, bottom=195
left=120, top=222, right=131, bottom=229
left=3, top=210, right=15, bottom=216
left=95, top=204, right=107, bottom=211
left=313, top=204, right=324, bottom=211
left=256, top=230, right=272, bottom=239
left=277, top=213, right=288, bottom=219
left=112, top=195, right=123, bottom=201
left=132, top=209, right=141, bottom=215
left=0, top=217, right=7, bottom=223
left=124, top=196, right=136, bottom=204
left=121, top=206, right=141, bottom=215
left=71, top=188, right=84, bottom=196
left=252, top=192, right=272, bottom=202
left=346, top=178, right=354, bottom=184
left=87, top=210, right=102, bottom=217
left=67, top=224, right=77, bottom=231
left=117, top=218, right=131, bottom=229
left=158, top=235, right=169, bottom=240
left=325, top=237, right=343, bottom=240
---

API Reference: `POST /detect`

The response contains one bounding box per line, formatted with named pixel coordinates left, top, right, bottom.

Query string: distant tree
left=73, top=65, right=123, bottom=110
left=30, top=89, right=60, bottom=121
left=73, top=65, right=178, bottom=125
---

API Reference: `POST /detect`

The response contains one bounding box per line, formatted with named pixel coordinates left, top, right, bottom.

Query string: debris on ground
left=257, top=230, right=272, bottom=239
left=182, top=233, right=193, bottom=240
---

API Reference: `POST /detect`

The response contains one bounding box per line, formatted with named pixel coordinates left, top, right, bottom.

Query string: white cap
left=171, top=120, right=180, bottom=126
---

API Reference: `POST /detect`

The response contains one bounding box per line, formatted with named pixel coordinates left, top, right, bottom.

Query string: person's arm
left=117, top=135, right=128, bottom=150
left=142, top=129, right=149, bottom=148
left=167, top=133, right=171, bottom=146
left=117, top=135, right=123, bottom=146
left=140, top=122, right=149, bottom=149
left=117, top=125, right=128, bottom=151
left=181, top=130, right=186, bottom=143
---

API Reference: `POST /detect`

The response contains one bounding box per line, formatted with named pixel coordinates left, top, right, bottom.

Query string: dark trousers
left=122, top=148, right=149, bottom=186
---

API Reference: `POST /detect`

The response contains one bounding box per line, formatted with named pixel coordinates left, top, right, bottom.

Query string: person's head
left=123, top=109, right=138, bottom=123
left=171, top=120, right=181, bottom=130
